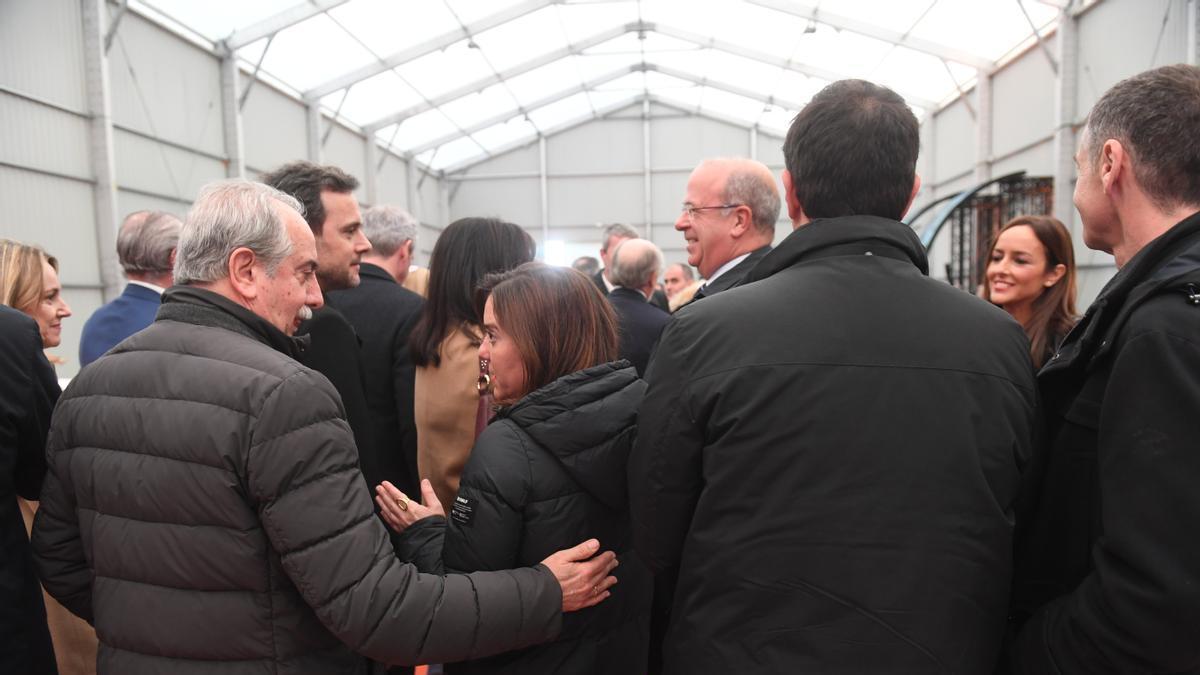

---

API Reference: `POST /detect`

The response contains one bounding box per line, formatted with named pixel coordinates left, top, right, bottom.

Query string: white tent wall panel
left=113, top=128, right=227, bottom=202
left=990, top=140, right=1054, bottom=180
left=375, top=156, right=411, bottom=211
left=990, top=48, right=1056, bottom=162
left=549, top=118, right=643, bottom=173
left=449, top=178, right=541, bottom=228
left=548, top=175, right=645, bottom=228
left=0, top=166, right=100, bottom=287
left=650, top=115, right=749, bottom=169
left=0, top=0, right=87, bottom=109
left=754, top=131, right=788, bottom=172
left=929, top=97, right=975, bottom=192
left=107, top=11, right=226, bottom=158
left=1076, top=0, right=1189, bottom=117
left=115, top=189, right=191, bottom=222
left=0, top=97, right=92, bottom=180
left=418, top=171, right=443, bottom=227
left=323, top=125, right=368, bottom=202
left=649, top=172, right=689, bottom=226
left=243, top=85, right=310, bottom=174
left=460, top=144, right=541, bottom=175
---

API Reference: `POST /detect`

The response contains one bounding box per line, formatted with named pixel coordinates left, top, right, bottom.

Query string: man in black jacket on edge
left=629, top=79, right=1038, bottom=674
left=1004, top=65, right=1200, bottom=674
left=326, top=205, right=425, bottom=505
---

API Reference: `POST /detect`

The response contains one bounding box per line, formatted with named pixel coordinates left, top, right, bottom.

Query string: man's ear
left=227, top=247, right=260, bottom=300
left=782, top=170, right=810, bottom=227
left=899, top=173, right=922, bottom=220
left=1100, top=139, right=1126, bottom=195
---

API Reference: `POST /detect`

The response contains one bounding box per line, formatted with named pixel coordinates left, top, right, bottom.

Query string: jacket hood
left=746, top=215, right=929, bottom=284
left=500, top=361, right=645, bottom=509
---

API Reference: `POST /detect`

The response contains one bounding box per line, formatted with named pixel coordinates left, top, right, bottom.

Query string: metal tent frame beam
left=644, top=63, right=809, bottom=112
left=442, top=93, right=645, bottom=175
left=362, top=22, right=633, bottom=132
left=746, top=0, right=995, bottom=70
left=651, top=22, right=940, bottom=110
left=224, top=0, right=350, bottom=51
left=304, top=0, right=558, bottom=100
left=401, top=63, right=644, bottom=157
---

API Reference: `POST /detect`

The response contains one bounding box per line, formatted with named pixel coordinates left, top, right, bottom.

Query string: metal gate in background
left=908, top=172, right=1055, bottom=292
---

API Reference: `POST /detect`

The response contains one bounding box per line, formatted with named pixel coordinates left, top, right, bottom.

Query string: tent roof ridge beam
left=653, top=23, right=939, bottom=110
left=224, top=0, right=351, bottom=52
left=441, top=93, right=646, bottom=175
left=304, top=0, right=559, bottom=100
left=645, top=62, right=808, bottom=111
left=402, top=63, right=644, bottom=156
left=746, top=0, right=995, bottom=71
left=362, top=22, right=634, bottom=132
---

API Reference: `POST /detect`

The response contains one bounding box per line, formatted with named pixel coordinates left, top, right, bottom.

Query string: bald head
left=695, top=158, right=780, bottom=233
left=610, top=238, right=663, bottom=298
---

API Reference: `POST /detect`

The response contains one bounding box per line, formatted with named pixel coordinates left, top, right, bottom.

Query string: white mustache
left=297, top=305, right=313, bottom=322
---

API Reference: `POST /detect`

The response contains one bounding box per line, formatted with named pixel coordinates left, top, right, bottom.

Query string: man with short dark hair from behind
left=79, top=210, right=181, bottom=367
left=629, top=79, right=1038, bottom=673
left=30, top=179, right=620, bottom=674
left=1004, top=64, right=1200, bottom=674
left=572, top=255, right=600, bottom=277
left=326, top=205, right=425, bottom=534
left=607, top=238, right=669, bottom=377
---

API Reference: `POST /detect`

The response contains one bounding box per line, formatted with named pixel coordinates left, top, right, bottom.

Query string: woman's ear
left=1044, top=263, right=1067, bottom=288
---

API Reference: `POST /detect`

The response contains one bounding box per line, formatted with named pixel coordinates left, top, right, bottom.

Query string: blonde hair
left=0, top=239, right=56, bottom=315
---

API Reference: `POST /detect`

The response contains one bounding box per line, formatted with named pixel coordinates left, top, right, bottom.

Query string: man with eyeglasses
left=674, top=158, right=779, bottom=302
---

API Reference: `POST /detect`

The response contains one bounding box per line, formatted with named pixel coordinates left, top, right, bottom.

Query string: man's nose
left=354, top=229, right=371, bottom=254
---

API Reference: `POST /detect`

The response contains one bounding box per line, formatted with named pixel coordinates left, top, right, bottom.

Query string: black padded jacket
left=30, top=286, right=561, bottom=675
left=400, top=362, right=652, bottom=674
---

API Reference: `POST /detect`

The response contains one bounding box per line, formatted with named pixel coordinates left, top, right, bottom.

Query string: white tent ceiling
left=131, top=0, right=1075, bottom=173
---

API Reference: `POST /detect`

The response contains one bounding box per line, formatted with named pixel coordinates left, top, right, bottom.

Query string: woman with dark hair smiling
left=380, top=262, right=651, bottom=674
left=982, top=215, right=1078, bottom=369
left=409, top=218, right=536, bottom=510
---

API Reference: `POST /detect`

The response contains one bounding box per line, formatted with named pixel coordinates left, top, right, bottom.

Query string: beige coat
left=20, top=499, right=97, bottom=675
left=415, top=325, right=483, bottom=509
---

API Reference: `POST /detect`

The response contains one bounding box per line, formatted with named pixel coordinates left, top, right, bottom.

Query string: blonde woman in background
left=0, top=239, right=94, bottom=675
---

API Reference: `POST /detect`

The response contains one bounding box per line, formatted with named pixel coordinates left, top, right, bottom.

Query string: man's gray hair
left=610, top=239, right=663, bottom=290
left=174, top=180, right=301, bottom=285
left=722, top=166, right=781, bottom=234
left=117, top=211, right=182, bottom=274
left=668, top=261, right=695, bottom=281
left=600, top=223, right=640, bottom=252
left=362, top=205, right=417, bottom=257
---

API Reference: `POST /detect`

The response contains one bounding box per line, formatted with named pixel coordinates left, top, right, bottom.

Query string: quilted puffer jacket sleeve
left=441, top=422, right=527, bottom=573
left=249, top=368, right=561, bottom=665
left=31, top=421, right=94, bottom=623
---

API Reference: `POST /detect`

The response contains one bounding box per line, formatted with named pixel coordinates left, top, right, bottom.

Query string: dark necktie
left=692, top=284, right=709, bottom=301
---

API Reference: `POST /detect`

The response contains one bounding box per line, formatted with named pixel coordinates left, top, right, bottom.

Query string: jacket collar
left=704, top=244, right=773, bottom=295
left=1043, top=209, right=1200, bottom=375
left=359, top=262, right=395, bottom=284
left=609, top=286, right=649, bottom=302
left=746, top=215, right=928, bottom=284
left=157, top=286, right=309, bottom=361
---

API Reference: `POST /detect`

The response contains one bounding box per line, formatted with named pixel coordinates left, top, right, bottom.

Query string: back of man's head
left=610, top=238, right=663, bottom=293
left=117, top=211, right=182, bottom=278
left=600, top=223, right=640, bottom=254
left=783, top=79, right=919, bottom=221
left=572, top=256, right=600, bottom=276
left=1085, top=64, right=1200, bottom=211
left=362, top=205, right=417, bottom=257
left=174, top=181, right=300, bottom=285
left=259, top=161, right=358, bottom=233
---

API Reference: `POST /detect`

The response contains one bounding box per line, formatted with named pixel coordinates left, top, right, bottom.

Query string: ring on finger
left=395, top=498, right=409, bottom=512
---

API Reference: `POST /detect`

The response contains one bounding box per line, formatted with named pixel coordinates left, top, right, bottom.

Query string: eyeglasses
left=681, top=203, right=744, bottom=222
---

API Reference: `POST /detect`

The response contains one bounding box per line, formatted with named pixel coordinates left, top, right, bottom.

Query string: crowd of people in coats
left=2, top=64, right=1199, bottom=675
